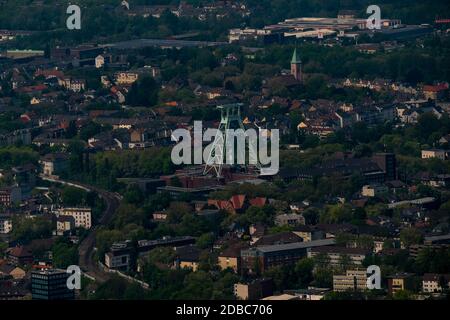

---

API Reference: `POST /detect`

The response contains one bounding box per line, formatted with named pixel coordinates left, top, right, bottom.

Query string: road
left=40, top=175, right=121, bottom=283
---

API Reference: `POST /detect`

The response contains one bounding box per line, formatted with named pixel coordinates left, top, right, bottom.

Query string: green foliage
left=392, top=290, right=413, bottom=300
left=143, top=247, right=177, bottom=266
left=92, top=276, right=149, bottom=300
left=52, top=238, right=79, bottom=269
left=236, top=205, right=276, bottom=228
left=11, top=216, right=52, bottom=243
left=114, top=203, right=146, bottom=229
left=399, top=227, right=423, bottom=247
left=196, top=232, right=215, bottom=249
left=415, top=248, right=450, bottom=274
left=61, top=186, right=87, bottom=206
left=65, top=148, right=175, bottom=190
left=320, top=204, right=354, bottom=224
left=0, top=146, right=39, bottom=169
left=96, top=229, right=125, bottom=262
left=127, top=76, right=159, bottom=107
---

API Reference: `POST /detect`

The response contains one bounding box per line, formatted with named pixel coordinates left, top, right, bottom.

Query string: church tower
left=290, top=48, right=303, bottom=83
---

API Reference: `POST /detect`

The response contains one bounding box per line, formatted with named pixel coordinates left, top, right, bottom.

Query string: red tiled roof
left=15, top=84, right=48, bottom=93
left=423, top=83, right=449, bottom=92
left=35, top=69, right=64, bottom=79
left=230, top=194, right=246, bottom=210
left=7, top=246, right=32, bottom=258
left=249, top=197, right=267, bottom=208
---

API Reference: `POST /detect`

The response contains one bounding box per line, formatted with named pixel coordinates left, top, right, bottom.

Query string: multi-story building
left=31, top=269, right=75, bottom=300
left=56, top=215, right=75, bottom=235
left=40, top=153, right=69, bottom=177
left=333, top=269, right=368, bottom=292
left=56, top=207, right=92, bottom=229
left=372, top=153, right=397, bottom=181
left=422, top=149, right=449, bottom=161
left=6, top=246, right=33, bottom=265
left=104, top=241, right=132, bottom=272
left=308, top=247, right=369, bottom=267
left=292, top=225, right=325, bottom=242
left=0, top=186, right=22, bottom=206
left=241, top=239, right=335, bottom=274
left=137, top=236, right=196, bottom=256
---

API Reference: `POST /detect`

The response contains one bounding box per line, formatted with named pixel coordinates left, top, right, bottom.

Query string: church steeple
left=290, top=48, right=303, bottom=83
left=291, top=48, right=301, bottom=64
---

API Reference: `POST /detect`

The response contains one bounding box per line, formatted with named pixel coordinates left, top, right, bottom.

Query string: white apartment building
left=57, top=207, right=92, bottom=229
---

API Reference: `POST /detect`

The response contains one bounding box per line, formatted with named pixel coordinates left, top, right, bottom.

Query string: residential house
left=422, top=274, right=450, bottom=293
left=174, top=245, right=201, bottom=272
left=218, top=242, right=248, bottom=273
left=275, top=213, right=305, bottom=226
left=40, top=153, right=69, bottom=177
left=56, top=215, right=75, bottom=236
left=0, top=264, right=26, bottom=280
left=423, top=83, right=448, bottom=101
left=422, top=149, right=449, bottom=160
left=6, top=246, right=33, bottom=266
left=387, top=273, right=416, bottom=295
left=234, top=278, right=274, bottom=300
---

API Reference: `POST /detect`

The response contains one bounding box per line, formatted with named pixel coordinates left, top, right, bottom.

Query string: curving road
left=40, top=175, right=121, bottom=283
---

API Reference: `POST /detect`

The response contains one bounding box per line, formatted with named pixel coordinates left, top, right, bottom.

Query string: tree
left=61, top=186, right=87, bottom=206
left=392, top=290, right=413, bottom=300
left=123, top=185, right=144, bottom=205
left=11, top=216, right=52, bottom=243
left=313, top=252, right=330, bottom=269
left=175, top=271, right=214, bottom=300
left=96, top=229, right=125, bottom=261
left=167, top=202, right=192, bottom=224
left=114, top=203, right=145, bottom=229
left=313, top=268, right=333, bottom=288
left=196, top=233, right=215, bottom=249
left=52, top=239, right=78, bottom=269
left=127, top=76, right=159, bottom=107
left=338, top=254, right=353, bottom=272
left=400, top=227, right=423, bottom=247
left=295, top=258, right=314, bottom=288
